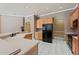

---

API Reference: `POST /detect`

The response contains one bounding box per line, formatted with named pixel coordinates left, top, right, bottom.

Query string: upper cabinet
left=36, top=17, right=54, bottom=28
left=70, top=8, right=78, bottom=28
left=44, top=17, right=54, bottom=24
left=36, top=19, right=43, bottom=28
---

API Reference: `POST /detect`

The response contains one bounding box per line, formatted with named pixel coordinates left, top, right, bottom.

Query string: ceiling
left=0, top=3, right=76, bottom=17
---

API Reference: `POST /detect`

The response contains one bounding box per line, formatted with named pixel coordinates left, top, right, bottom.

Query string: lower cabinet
left=66, top=34, right=68, bottom=44
left=72, top=37, right=76, bottom=54
left=76, top=39, right=78, bottom=55
left=72, top=36, right=78, bottom=55
left=66, top=35, right=78, bottom=55
left=35, top=32, right=42, bottom=40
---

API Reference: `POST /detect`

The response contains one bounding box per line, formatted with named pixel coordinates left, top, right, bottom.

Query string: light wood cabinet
left=35, top=32, right=38, bottom=39
left=70, top=9, right=78, bottom=28
left=40, top=20, right=43, bottom=28
left=36, top=19, right=40, bottom=28
left=76, top=38, right=78, bottom=55
left=39, top=32, right=42, bottom=40
left=72, top=36, right=78, bottom=55
left=35, top=17, right=53, bottom=40
left=35, top=32, right=42, bottom=40
left=44, top=17, right=53, bottom=24
left=72, top=37, right=76, bottom=54
left=36, top=17, right=53, bottom=28
left=36, top=19, right=43, bottom=28
left=66, top=34, right=68, bottom=44
left=43, top=19, right=47, bottom=24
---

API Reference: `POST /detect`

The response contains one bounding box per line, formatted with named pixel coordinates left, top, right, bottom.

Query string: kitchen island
left=0, top=33, right=38, bottom=55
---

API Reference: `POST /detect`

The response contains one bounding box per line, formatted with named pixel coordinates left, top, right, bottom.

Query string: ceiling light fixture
left=46, top=8, right=49, bottom=10
left=59, top=7, right=63, bottom=9
left=35, top=11, right=37, bottom=13
left=25, top=6, right=28, bottom=8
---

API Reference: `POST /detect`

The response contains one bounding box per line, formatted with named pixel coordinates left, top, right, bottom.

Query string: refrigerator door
left=42, top=24, right=53, bottom=43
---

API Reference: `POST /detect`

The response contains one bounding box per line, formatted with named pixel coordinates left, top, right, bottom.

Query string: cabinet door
left=73, top=9, right=78, bottom=20
left=36, top=19, right=43, bottom=28
left=70, top=16, right=73, bottom=28
left=66, top=34, right=68, bottom=44
left=39, top=32, right=42, bottom=40
left=70, top=9, right=78, bottom=28
left=44, top=17, right=53, bottom=24
left=76, top=39, right=78, bottom=55
left=47, top=18, right=53, bottom=24
left=42, top=19, right=46, bottom=24
left=72, top=38, right=76, bottom=54
left=36, top=20, right=40, bottom=28
left=39, top=20, right=43, bottom=28
left=35, top=32, right=39, bottom=40
left=35, top=32, right=42, bottom=40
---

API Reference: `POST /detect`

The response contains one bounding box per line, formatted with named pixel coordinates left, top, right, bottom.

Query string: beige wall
left=53, top=19, right=64, bottom=31
left=53, top=19, right=64, bottom=37
left=0, top=15, right=23, bottom=33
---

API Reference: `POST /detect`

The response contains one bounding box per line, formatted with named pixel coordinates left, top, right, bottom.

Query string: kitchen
left=0, top=3, right=78, bottom=55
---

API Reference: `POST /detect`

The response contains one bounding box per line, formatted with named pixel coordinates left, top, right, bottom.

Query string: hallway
left=38, top=38, right=73, bottom=55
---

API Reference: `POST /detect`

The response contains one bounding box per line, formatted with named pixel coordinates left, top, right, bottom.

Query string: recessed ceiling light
left=46, top=8, right=49, bottom=10
left=35, top=11, right=37, bottom=13
left=25, top=6, right=28, bottom=8
left=59, top=7, right=63, bottom=9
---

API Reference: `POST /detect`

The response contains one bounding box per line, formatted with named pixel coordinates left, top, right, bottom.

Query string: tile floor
left=38, top=38, right=73, bottom=55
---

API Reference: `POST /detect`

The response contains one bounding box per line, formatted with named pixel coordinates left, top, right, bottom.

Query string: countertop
left=0, top=32, right=32, bottom=38
left=66, top=32, right=77, bottom=35
left=72, top=36, right=78, bottom=40
left=66, top=29, right=77, bottom=35
left=0, top=33, right=39, bottom=55
left=0, top=32, right=12, bottom=37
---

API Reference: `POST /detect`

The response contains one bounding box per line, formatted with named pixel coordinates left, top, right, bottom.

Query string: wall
left=0, top=15, right=23, bottom=33
left=53, top=19, right=64, bottom=31
left=53, top=19, right=64, bottom=37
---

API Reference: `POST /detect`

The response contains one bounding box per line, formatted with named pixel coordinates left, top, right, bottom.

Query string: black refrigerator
left=42, top=24, right=53, bottom=43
